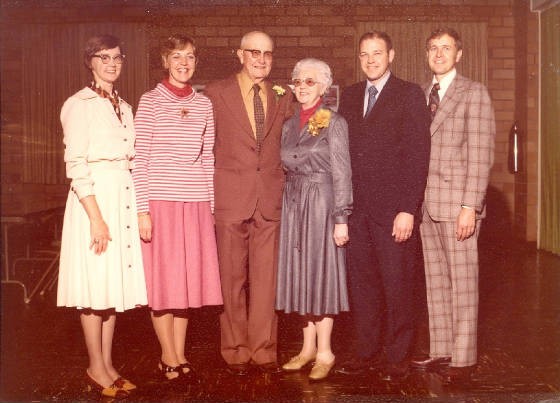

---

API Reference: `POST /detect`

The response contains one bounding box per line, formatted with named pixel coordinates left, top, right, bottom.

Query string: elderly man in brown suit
left=205, top=31, right=293, bottom=375
left=411, top=27, right=495, bottom=384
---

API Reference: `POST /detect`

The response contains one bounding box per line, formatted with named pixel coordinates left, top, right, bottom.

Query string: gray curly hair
left=291, top=58, right=333, bottom=95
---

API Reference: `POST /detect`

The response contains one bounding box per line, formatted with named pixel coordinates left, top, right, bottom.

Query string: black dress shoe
left=225, top=363, right=250, bottom=376
left=440, top=365, right=475, bottom=384
left=255, top=362, right=283, bottom=374
left=334, top=356, right=382, bottom=375
left=410, top=356, right=451, bottom=371
left=380, top=360, right=409, bottom=381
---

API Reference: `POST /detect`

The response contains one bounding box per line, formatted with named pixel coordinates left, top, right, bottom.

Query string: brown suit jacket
left=422, top=74, right=495, bottom=221
left=205, top=75, right=293, bottom=222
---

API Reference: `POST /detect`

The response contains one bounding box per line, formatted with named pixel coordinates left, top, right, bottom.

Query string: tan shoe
left=282, top=354, right=316, bottom=372
left=113, top=376, right=137, bottom=391
left=308, top=359, right=335, bottom=381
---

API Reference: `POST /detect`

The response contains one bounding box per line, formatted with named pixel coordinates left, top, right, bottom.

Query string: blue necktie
left=365, top=86, right=378, bottom=117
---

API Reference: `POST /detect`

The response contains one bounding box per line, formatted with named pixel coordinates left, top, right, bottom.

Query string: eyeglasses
left=92, top=54, right=126, bottom=64
left=292, top=78, right=317, bottom=87
left=242, top=49, right=273, bottom=60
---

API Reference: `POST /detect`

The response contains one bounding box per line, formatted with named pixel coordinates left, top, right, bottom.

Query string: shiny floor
left=1, top=241, right=559, bottom=403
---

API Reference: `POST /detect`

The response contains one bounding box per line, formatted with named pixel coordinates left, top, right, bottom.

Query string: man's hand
left=456, top=207, right=476, bottom=241
left=392, top=212, right=414, bottom=243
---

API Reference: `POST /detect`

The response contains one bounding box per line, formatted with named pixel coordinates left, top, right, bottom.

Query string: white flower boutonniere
left=272, top=85, right=286, bottom=101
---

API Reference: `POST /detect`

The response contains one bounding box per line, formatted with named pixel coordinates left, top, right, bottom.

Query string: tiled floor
left=1, top=242, right=559, bottom=402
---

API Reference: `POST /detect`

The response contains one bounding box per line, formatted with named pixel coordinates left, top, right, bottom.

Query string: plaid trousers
left=420, top=211, right=480, bottom=367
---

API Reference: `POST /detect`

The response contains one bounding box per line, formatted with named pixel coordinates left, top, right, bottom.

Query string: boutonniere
left=272, top=85, right=286, bottom=100
left=180, top=107, right=189, bottom=119
left=308, top=108, right=332, bottom=136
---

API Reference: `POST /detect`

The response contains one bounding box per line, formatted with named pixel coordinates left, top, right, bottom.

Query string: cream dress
left=57, top=87, right=147, bottom=312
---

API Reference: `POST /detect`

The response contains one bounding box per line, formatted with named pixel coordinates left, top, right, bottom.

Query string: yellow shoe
left=308, top=359, right=335, bottom=381
left=114, top=376, right=137, bottom=391
left=282, top=354, right=316, bottom=372
left=85, top=371, right=129, bottom=399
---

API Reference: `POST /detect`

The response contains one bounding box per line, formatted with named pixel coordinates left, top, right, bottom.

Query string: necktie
left=429, top=82, right=440, bottom=120
left=365, top=85, right=378, bottom=117
left=253, top=84, right=265, bottom=151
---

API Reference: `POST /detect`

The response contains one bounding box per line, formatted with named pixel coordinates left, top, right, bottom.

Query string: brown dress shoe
left=255, top=362, right=283, bottom=374
left=441, top=365, right=475, bottom=384
left=410, top=356, right=451, bottom=370
left=225, top=363, right=250, bottom=376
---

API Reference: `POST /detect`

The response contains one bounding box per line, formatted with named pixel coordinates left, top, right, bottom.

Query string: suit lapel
left=263, top=81, right=281, bottom=141
left=218, top=76, right=254, bottom=140
left=349, top=81, right=367, bottom=122
left=430, top=74, right=467, bottom=135
left=363, top=75, right=395, bottom=123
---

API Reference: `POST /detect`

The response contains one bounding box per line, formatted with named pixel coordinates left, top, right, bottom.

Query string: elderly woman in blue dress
left=276, top=58, right=352, bottom=381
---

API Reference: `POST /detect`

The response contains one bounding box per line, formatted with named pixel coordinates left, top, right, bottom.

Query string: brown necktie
left=429, top=82, right=440, bottom=121
left=253, top=84, right=264, bottom=151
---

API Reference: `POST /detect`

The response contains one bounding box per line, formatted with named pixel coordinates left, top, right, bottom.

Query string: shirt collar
left=432, top=68, right=457, bottom=95
left=366, top=70, right=391, bottom=94
left=237, top=71, right=265, bottom=99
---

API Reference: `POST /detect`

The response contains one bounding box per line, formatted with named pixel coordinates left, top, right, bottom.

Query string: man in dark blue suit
left=336, top=31, right=431, bottom=380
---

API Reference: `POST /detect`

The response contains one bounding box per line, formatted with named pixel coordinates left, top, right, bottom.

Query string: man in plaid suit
left=411, top=27, right=495, bottom=384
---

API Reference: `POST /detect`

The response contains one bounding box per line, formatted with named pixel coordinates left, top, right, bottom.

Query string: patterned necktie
left=253, top=84, right=265, bottom=151
left=429, top=82, right=440, bottom=121
left=365, top=85, right=378, bottom=117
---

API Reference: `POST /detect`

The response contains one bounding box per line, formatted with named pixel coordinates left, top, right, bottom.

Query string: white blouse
left=61, top=87, right=135, bottom=199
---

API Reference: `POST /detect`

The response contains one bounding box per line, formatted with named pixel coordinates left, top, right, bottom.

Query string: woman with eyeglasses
left=276, top=58, right=353, bottom=381
left=57, top=34, right=147, bottom=399
left=132, top=34, right=222, bottom=383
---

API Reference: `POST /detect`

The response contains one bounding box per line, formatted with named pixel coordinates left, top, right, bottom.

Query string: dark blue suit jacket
left=338, top=74, right=431, bottom=226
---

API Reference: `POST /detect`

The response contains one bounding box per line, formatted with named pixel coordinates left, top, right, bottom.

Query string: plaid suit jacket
left=423, top=74, right=495, bottom=221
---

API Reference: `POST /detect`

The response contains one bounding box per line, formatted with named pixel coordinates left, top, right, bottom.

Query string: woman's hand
left=90, top=218, right=112, bottom=255
left=333, top=223, right=349, bottom=247
left=138, top=214, right=152, bottom=242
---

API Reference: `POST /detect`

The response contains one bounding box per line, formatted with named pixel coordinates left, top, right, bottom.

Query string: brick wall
left=0, top=0, right=539, bottom=242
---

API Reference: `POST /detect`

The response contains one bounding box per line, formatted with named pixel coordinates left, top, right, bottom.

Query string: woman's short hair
left=84, top=34, right=122, bottom=69
left=291, top=58, right=333, bottom=94
left=160, top=34, right=197, bottom=60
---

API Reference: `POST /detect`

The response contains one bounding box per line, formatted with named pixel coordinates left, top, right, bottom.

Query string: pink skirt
left=142, top=200, right=223, bottom=310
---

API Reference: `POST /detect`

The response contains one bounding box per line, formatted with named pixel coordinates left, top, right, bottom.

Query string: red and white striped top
left=132, top=83, right=215, bottom=213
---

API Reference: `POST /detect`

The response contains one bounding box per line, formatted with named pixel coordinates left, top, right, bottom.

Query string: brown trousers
left=215, top=208, right=280, bottom=365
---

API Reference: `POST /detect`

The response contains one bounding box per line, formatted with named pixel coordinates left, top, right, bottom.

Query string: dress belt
left=286, top=171, right=332, bottom=183
left=88, top=160, right=133, bottom=170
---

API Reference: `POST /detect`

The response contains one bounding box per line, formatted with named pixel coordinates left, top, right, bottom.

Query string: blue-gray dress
left=276, top=106, right=353, bottom=316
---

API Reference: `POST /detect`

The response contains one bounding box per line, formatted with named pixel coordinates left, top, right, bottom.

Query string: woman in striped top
left=132, top=34, right=223, bottom=382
